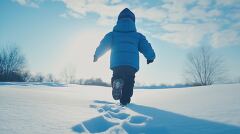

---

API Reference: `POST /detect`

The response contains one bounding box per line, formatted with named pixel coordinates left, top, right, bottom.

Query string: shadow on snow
left=72, top=100, right=240, bottom=134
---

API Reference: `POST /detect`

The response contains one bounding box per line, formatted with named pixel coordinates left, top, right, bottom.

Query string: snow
left=0, top=83, right=240, bottom=134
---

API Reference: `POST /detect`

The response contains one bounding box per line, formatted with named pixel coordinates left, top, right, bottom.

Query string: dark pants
left=111, top=65, right=136, bottom=104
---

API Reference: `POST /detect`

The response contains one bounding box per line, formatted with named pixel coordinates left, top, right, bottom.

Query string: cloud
left=60, top=10, right=84, bottom=19
left=59, top=0, right=240, bottom=48
left=13, top=0, right=39, bottom=8
left=156, top=23, right=219, bottom=47
left=13, top=0, right=240, bottom=48
left=161, top=0, right=192, bottom=22
left=14, top=0, right=27, bottom=5
left=59, top=13, right=68, bottom=18
left=97, top=16, right=116, bottom=26
left=133, top=7, right=167, bottom=22
left=197, top=0, right=211, bottom=8
left=188, top=7, right=221, bottom=21
left=110, top=0, right=122, bottom=4
left=62, top=0, right=128, bottom=23
left=211, top=30, right=240, bottom=48
left=216, top=0, right=239, bottom=6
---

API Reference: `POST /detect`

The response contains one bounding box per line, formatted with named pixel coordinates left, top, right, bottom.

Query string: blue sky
left=0, top=0, right=240, bottom=84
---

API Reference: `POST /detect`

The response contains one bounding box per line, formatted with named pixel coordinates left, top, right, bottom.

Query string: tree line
left=0, top=45, right=110, bottom=86
left=0, top=44, right=237, bottom=86
left=0, top=45, right=28, bottom=81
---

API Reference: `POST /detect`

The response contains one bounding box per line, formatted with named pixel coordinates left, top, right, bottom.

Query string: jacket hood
left=113, top=18, right=136, bottom=32
left=118, top=8, right=135, bottom=22
left=113, top=8, right=136, bottom=32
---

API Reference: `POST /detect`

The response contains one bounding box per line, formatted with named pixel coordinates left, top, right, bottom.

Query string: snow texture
left=0, top=83, right=240, bottom=134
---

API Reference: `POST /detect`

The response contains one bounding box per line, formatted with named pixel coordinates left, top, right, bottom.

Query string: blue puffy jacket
left=94, top=11, right=155, bottom=71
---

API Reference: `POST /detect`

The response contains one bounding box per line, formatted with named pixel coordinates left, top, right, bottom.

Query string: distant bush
left=0, top=45, right=28, bottom=82
left=46, top=73, right=55, bottom=82
left=29, top=73, right=45, bottom=82
left=77, top=78, right=110, bottom=87
left=191, top=83, right=202, bottom=87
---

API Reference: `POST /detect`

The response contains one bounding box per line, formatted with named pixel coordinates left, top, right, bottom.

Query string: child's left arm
left=94, top=32, right=112, bottom=62
left=138, top=33, right=156, bottom=63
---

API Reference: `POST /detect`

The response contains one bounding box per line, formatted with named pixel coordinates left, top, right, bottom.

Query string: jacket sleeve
left=138, top=33, right=156, bottom=60
left=94, top=32, right=112, bottom=59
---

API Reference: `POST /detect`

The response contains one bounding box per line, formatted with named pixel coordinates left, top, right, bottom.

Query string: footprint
left=103, top=113, right=112, bottom=118
left=107, top=112, right=130, bottom=120
left=122, top=121, right=168, bottom=134
left=122, top=115, right=151, bottom=133
left=129, top=115, right=149, bottom=124
left=101, top=104, right=120, bottom=113
left=72, top=124, right=86, bottom=133
left=82, top=116, right=119, bottom=133
left=122, top=121, right=146, bottom=134
left=75, top=101, right=154, bottom=133
left=89, top=104, right=97, bottom=109
left=97, top=108, right=104, bottom=113
left=94, top=100, right=114, bottom=105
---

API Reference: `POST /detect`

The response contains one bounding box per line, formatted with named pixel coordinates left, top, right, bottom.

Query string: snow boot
left=112, top=78, right=124, bottom=100
left=120, top=97, right=131, bottom=106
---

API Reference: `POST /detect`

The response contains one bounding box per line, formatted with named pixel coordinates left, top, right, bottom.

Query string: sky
left=0, top=0, right=240, bottom=85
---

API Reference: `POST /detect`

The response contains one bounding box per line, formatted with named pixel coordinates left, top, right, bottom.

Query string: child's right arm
left=94, top=32, right=112, bottom=62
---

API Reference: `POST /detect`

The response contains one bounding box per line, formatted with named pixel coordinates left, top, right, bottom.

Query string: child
left=94, top=8, right=155, bottom=106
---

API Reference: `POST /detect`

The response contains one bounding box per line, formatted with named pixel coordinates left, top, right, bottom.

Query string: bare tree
left=185, top=46, right=225, bottom=85
left=46, top=73, right=55, bottom=82
left=32, top=73, right=45, bottom=82
left=21, top=71, right=31, bottom=82
left=0, top=45, right=27, bottom=81
left=61, top=66, right=76, bottom=84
